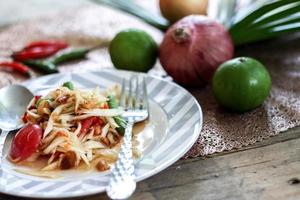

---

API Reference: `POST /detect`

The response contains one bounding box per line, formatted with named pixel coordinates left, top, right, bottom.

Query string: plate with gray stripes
left=0, top=69, right=202, bottom=199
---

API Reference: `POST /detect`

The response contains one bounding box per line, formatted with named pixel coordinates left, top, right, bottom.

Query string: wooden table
left=100, top=128, right=300, bottom=200
left=0, top=1, right=300, bottom=200
left=1, top=127, right=299, bottom=200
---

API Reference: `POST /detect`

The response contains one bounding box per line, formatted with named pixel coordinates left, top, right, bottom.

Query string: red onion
left=159, top=15, right=234, bottom=86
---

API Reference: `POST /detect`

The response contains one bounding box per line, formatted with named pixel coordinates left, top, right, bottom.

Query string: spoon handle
left=0, top=130, right=9, bottom=165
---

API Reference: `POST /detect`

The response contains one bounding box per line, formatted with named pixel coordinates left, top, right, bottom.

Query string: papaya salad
left=9, top=82, right=134, bottom=173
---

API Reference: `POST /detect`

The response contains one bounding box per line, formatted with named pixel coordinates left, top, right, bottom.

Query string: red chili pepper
left=12, top=46, right=62, bottom=61
left=24, top=40, right=68, bottom=50
left=0, top=61, right=31, bottom=76
left=12, top=40, right=68, bottom=61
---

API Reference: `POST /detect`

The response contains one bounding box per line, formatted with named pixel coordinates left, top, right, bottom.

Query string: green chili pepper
left=62, top=81, right=74, bottom=90
left=51, top=48, right=89, bottom=65
left=107, top=95, right=127, bottom=135
left=23, top=60, right=58, bottom=74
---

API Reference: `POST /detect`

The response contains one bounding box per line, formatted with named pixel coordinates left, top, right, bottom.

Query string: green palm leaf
left=91, top=0, right=169, bottom=31
left=230, top=0, right=300, bottom=45
left=260, top=14, right=300, bottom=29
left=232, top=21, right=300, bottom=45
left=230, top=0, right=299, bottom=31
left=251, top=3, right=300, bottom=28
left=90, top=0, right=300, bottom=46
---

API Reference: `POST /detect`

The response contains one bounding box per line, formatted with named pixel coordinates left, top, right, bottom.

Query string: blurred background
left=0, top=0, right=89, bottom=27
left=0, top=0, right=262, bottom=27
left=0, top=0, right=159, bottom=28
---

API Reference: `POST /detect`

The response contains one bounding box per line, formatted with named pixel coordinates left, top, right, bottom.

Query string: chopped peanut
left=96, top=160, right=110, bottom=171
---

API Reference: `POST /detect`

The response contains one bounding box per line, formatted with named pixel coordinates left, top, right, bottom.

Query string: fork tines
left=120, top=75, right=148, bottom=111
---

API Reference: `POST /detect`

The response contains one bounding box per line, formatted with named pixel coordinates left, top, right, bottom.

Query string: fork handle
left=106, top=121, right=136, bottom=200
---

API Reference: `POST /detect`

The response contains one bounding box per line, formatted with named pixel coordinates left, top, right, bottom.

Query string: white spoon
left=0, top=85, right=33, bottom=164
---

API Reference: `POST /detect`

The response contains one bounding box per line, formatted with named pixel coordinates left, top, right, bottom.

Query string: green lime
left=212, top=57, right=271, bottom=113
left=109, top=29, right=158, bottom=72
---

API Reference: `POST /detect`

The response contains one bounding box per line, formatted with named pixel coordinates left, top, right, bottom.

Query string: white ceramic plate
left=0, top=69, right=202, bottom=199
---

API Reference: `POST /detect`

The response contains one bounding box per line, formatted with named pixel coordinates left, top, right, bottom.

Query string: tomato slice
left=22, top=112, right=28, bottom=123
left=9, top=123, right=43, bottom=162
left=80, top=117, right=103, bottom=136
left=34, top=95, right=41, bottom=104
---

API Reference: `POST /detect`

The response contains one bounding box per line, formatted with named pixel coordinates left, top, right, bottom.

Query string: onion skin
left=159, top=15, right=234, bottom=87
left=159, top=0, right=208, bottom=23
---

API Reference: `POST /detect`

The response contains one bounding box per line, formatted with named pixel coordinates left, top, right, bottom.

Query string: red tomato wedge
left=80, top=117, right=103, bottom=136
left=9, top=123, right=43, bottom=162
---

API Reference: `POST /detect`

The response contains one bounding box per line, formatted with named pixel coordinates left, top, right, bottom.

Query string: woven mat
left=1, top=5, right=300, bottom=158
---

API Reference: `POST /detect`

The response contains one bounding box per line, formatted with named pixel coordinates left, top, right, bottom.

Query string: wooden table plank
left=0, top=121, right=299, bottom=200
left=77, top=129, right=299, bottom=200
left=1, top=129, right=298, bottom=200
left=133, top=137, right=300, bottom=200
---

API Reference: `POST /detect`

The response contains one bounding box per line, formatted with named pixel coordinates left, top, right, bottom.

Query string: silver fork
left=106, top=75, right=149, bottom=199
